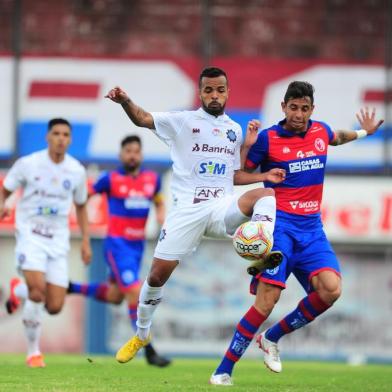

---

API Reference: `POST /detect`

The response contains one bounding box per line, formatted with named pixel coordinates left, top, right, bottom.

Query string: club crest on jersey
left=63, top=179, right=71, bottom=190
left=226, top=129, right=237, bottom=142
left=315, top=138, right=326, bottom=152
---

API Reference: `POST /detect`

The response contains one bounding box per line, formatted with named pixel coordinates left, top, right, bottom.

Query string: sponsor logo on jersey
left=193, top=186, right=224, bottom=203
left=266, top=266, right=279, bottom=275
left=192, top=128, right=200, bottom=134
left=297, top=150, right=316, bottom=158
left=252, top=214, right=273, bottom=222
left=124, top=197, right=151, bottom=209
left=196, top=159, right=227, bottom=177
left=289, top=200, right=319, bottom=212
left=288, top=158, right=324, bottom=173
left=226, top=129, right=237, bottom=142
left=192, top=143, right=234, bottom=155
left=283, top=146, right=291, bottom=153
left=37, top=206, right=59, bottom=216
left=315, top=138, right=326, bottom=152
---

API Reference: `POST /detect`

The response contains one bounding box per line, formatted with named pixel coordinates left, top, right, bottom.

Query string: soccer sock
left=68, top=281, right=109, bottom=302
left=251, top=196, right=276, bottom=234
left=265, top=291, right=331, bottom=343
left=22, top=299, right=44, bottom=357
left=14, top=281, right=28, bottom=300
left=215, top=306, right=267, bottom=376
left=128, top=303, right=138, bottom=332
left=136, top=280, right=163, bottom=340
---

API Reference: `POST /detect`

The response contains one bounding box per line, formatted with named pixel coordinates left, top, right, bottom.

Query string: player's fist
left=105, top=86, right=130, bottom=105
left=265, top=168, right=286, bottom=184
left=244, top=119, right=261, bottom=148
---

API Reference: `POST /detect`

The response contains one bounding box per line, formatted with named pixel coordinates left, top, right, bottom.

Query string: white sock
left=22, top=299, right=44, bottom=357
left=136, top=280, right=164, bottom=340
left=252, top=196, right=276, bottom=234
left=14, top=281, right=28, bottom=300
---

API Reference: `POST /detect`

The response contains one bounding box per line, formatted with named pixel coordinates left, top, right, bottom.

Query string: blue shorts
left=250, top=224, right=340, bottom=295
left=104, top=237, right=144, bottom=292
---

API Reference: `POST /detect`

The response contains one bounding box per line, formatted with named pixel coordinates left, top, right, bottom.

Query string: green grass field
left=0, top=354, right=391, bottom=391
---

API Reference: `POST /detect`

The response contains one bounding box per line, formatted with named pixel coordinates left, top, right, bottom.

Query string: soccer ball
left=232, top=221, right=273, bottom=261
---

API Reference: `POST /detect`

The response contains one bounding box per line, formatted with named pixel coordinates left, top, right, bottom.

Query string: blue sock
left=266, top=291, right=330, bottom=343
left=68, top=281, right=109, bottom=302
left=215, top=306, right=266, bottom=376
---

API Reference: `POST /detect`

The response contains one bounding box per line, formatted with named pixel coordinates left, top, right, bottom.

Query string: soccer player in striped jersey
left=68, top=135, right=171, bottom=367
left=211, top=81, right=384, bottom=385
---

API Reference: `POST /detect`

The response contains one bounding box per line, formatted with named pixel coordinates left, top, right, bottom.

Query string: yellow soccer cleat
left=116, top=335, right=151, bottom=363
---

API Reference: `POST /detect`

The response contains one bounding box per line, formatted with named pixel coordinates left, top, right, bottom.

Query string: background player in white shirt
left=0, top=118, right=92, bottom=368
left=105, top=67, right=286, bottom=364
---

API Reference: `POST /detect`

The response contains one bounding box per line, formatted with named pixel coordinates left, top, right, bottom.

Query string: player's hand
left=0, top=205, right=11, bottom=220
left=105, top=86, right=130, bottom=105
left=244, top=119, right=261, bottom=148
left=265, top=168, right=286, bottom=184
left=81, top=239, right=92, bottom=265
left=356, top=107, right=384, bottom=135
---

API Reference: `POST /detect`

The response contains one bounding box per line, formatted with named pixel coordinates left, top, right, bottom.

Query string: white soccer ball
left=232, top=221, right=273, bottom=261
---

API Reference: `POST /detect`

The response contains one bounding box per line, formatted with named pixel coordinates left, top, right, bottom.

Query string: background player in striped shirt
left=211, top=81, right=384, bottom=385
left=68, top=135, right=171, bottom=367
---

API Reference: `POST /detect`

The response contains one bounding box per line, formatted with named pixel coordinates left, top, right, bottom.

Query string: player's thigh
left=292, top=230, right=341, bottom=293
left=45, top=283, right=67, bottom=314
left=207, top=195, right=242, bottom=237
left=105, top=246, right=142, bottom=293
left=154, top=204, right=208, bottom=260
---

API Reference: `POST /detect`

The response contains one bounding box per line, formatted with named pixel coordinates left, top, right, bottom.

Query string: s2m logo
left=197, top=160, right=226, bottom=176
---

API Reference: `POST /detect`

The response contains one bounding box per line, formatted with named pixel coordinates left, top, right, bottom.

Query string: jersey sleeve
left=73, top=169, right=88, bottom=205
left=92, top=172, right=110, bottom=194
left=151, top=111, right=187, bottom=145
left=3, top=157, right=27, bottom=191
left=245, top=130, right=269, bottom=170
left=318, top=121, right=336, bottom=143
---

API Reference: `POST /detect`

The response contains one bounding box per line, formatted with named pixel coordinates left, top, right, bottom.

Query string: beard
left=202, top=101, right=225, bottom=116
left=123, top=161, right=140, bottom=173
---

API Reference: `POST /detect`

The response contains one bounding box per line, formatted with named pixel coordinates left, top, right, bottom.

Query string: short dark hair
left=284, top=81, right=315, bottom=104
left=48, top=118, right=71, bottom=131
left=121, top=135, right=142, bottom=148
left=198, top=66, right=227, bottom=88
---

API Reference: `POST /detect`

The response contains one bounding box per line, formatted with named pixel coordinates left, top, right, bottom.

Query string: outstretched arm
left=105, top=86, right=155, bottom=130
left=330, top=107, right=384, bottom=146
left=234, top=168, right=286, bottom=185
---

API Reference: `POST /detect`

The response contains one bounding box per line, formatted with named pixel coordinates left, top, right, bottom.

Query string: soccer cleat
left=256, top=331, right=282, bottom=373
left=247, top=251, right=283, bottom=276
left=26, top=354, right=46, bottom=368
left=209, top=373, right=233, bottom=386
left=144, top=344, right=171, bottom=367
left=5, top=277, right=22, bottom=314
left=116, top=334, right=151, bottom=363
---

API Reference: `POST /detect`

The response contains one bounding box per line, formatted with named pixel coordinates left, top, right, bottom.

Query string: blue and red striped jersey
left=246, top=119, right=335, bottom=224
left=92, top=168, right=162, bottom=241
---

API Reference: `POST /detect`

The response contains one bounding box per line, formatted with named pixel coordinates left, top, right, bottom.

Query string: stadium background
left=0, top=0, right=391, bottom=363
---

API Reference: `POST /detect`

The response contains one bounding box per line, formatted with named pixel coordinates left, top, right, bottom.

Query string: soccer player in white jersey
left=0, top=118, right=92, bottom=368
left=105, top=67, right=286, bottom=364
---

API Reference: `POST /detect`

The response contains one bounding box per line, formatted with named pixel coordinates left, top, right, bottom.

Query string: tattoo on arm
left=331, top=130, right=357, bottom=146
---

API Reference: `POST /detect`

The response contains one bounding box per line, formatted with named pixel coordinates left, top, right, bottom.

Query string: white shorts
left=15, top=239, right=68, bottom=288
left=154, top=194, right=246, bottom=261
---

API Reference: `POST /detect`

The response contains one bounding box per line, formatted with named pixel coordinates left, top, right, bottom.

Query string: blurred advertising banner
left=0, top=56, right=390, bottom=170
left=1, top=174, right=391, bottom=243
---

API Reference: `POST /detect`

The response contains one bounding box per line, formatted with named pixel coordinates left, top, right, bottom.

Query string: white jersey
left=152, top=108, right=243, bottom=206
left=4, top=149, right=87, bottom=256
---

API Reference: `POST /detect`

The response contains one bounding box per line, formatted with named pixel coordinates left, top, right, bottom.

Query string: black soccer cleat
left=144, top=343, right=172, bottom=367
left=247, top=251, right=283, bottom=276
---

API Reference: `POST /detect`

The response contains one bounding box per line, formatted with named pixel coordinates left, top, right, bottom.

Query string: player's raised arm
left=105, top=86, right=155, bottom=130
left=330, top=107, right=384, bottom=146
left=241, top=119, right=261, bottom=169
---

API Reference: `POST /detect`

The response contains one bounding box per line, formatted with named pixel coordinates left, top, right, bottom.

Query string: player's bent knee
left=45, top=304, right=63, bottom=315
left=318, top=285, right=342, bottom=305
left=28, top=288, right=46, bottom=303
